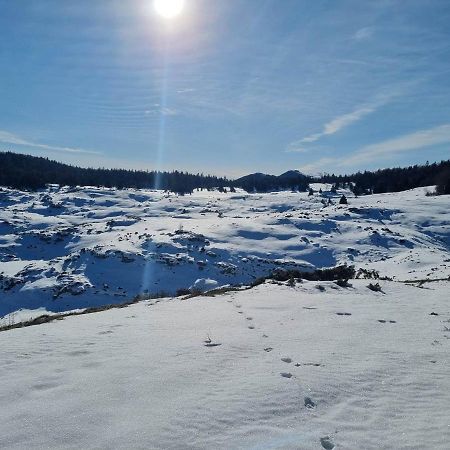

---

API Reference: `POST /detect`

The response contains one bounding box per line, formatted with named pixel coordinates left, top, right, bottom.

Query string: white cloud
left=177, top=88, right=196, bottom=94
left=298, top=157, right=338, bottom=175
left=0, top=130, right=100, bottom=155
left=298, top=123, right=450, bottom=174
left=285, top=143, right=311, bottom=153
left=297, top=102, right=382, bottom=145
left=343, top=123, right=450, bottom=166
left=323, top=105, right=377, bottom=135
left=353, top=27, right=374, bottom=41
left=161, top=108, right=178, bottom=116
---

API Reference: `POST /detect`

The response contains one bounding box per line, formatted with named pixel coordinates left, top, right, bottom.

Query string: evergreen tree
left=339, top=195, right=348, bottom=205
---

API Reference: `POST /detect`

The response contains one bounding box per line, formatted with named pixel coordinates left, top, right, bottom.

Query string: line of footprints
left=227, top=298, right=335, bottom=450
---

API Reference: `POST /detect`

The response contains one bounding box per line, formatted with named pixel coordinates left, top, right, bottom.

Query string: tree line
left=319, top=160, right=450, bottom=196
left=0, top=151, right=449, bottom=195
left=0, top=151, right=228, bottom=194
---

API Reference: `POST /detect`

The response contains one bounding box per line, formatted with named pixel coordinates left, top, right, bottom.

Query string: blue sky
left=0, top=0, right=449, bottom=177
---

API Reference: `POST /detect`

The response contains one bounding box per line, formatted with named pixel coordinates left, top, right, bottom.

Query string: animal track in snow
left=264, top=347, right=273, bottom=352
left=336, top=312, right=352, bottom=316
left=32, top=381, right=60, bottom=392
left=280, top=372, right=292, bottom=379
left=281, top=357, right=292, bottom=363
left=304, top=396, right=316, bottom=409
left=320, top=436, right=335, bottom=449
left=66, top=350, right=91, bottom=357
left=295, top=362, right=322, bottom=367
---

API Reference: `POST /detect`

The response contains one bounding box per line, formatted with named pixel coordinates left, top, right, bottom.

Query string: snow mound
left=190, top=278, right=219, bottom=292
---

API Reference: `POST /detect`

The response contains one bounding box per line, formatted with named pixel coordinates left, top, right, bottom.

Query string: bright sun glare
left=154, top=0, right=185, bottom=19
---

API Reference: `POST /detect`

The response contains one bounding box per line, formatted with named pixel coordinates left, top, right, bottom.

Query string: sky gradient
left=1, top=0, right=450, bottom=177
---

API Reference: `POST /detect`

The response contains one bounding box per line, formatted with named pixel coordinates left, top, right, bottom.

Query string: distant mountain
left=234, top=171, right=310, bottom=193
left=279, top=170, right=306, bottom=178
left=234, top=160, right=450, bottom=195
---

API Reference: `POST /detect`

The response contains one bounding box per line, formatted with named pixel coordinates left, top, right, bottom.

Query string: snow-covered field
left=1, top=185, right=449, bottom=320
left=0, top=279, right=449, bottom=449
left=0, top=186, right=449, bottom=449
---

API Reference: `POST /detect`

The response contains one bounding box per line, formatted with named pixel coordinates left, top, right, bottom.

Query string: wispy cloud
left=298, top=157, right=338, bottom=174
left=296, top=101, right=385, bottom=147
left=353, top=27, right=374, bottom=41
left=344, top=123, right=450, bottom=166
left=0, top=130, right=101, bottom=155
left=299, top=123, right=450, bottom=174
left=285, top=145, right=311, bottom=154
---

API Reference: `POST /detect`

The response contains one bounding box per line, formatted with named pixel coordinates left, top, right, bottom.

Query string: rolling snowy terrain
left=0, top=186, right=449, bottom=449
left=1, top=185, right=449, bottom=321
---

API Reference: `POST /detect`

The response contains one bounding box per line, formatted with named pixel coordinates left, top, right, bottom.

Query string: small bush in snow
left=368, top=282, right=382, bottom=292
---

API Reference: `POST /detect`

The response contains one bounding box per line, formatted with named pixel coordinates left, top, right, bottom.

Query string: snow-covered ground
left=0, top=279, right=449, bottom=449
left=0, top=186, right=449, bottom=449
left=1, top=185, right=449, bottom=320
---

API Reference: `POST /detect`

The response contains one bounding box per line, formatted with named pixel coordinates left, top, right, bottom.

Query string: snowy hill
left=1, top=185, right=449, bottom=321
left=1, top=279, right=449, bottom=449
left=0, top=186, right=449, bottom=449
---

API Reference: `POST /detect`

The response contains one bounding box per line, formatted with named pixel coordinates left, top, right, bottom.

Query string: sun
left=154, top=0, right=185, bottom=19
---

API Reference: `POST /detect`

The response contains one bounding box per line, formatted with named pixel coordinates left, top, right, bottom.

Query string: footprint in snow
left=280, top=372, right=293, bottom=379
left=66, top=350, right=91, bottom=357
left=320, top=436, right=335, bottom=449
left=304, top=396, right=316, bottom=409
left=296, top=362, right=322, bottom=367
left=336, top=312, right=352, bottom=316
left=32, top=382, right=60, bottom=392
left=264, top=347, right=273, bottom=352
left=246, top=317, right=253, bottom=321
left=248, top=326, right=255, bottom=330
left=281, top=357, right=292, bottom=363
left=204, top=337, right=222, bottom=347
